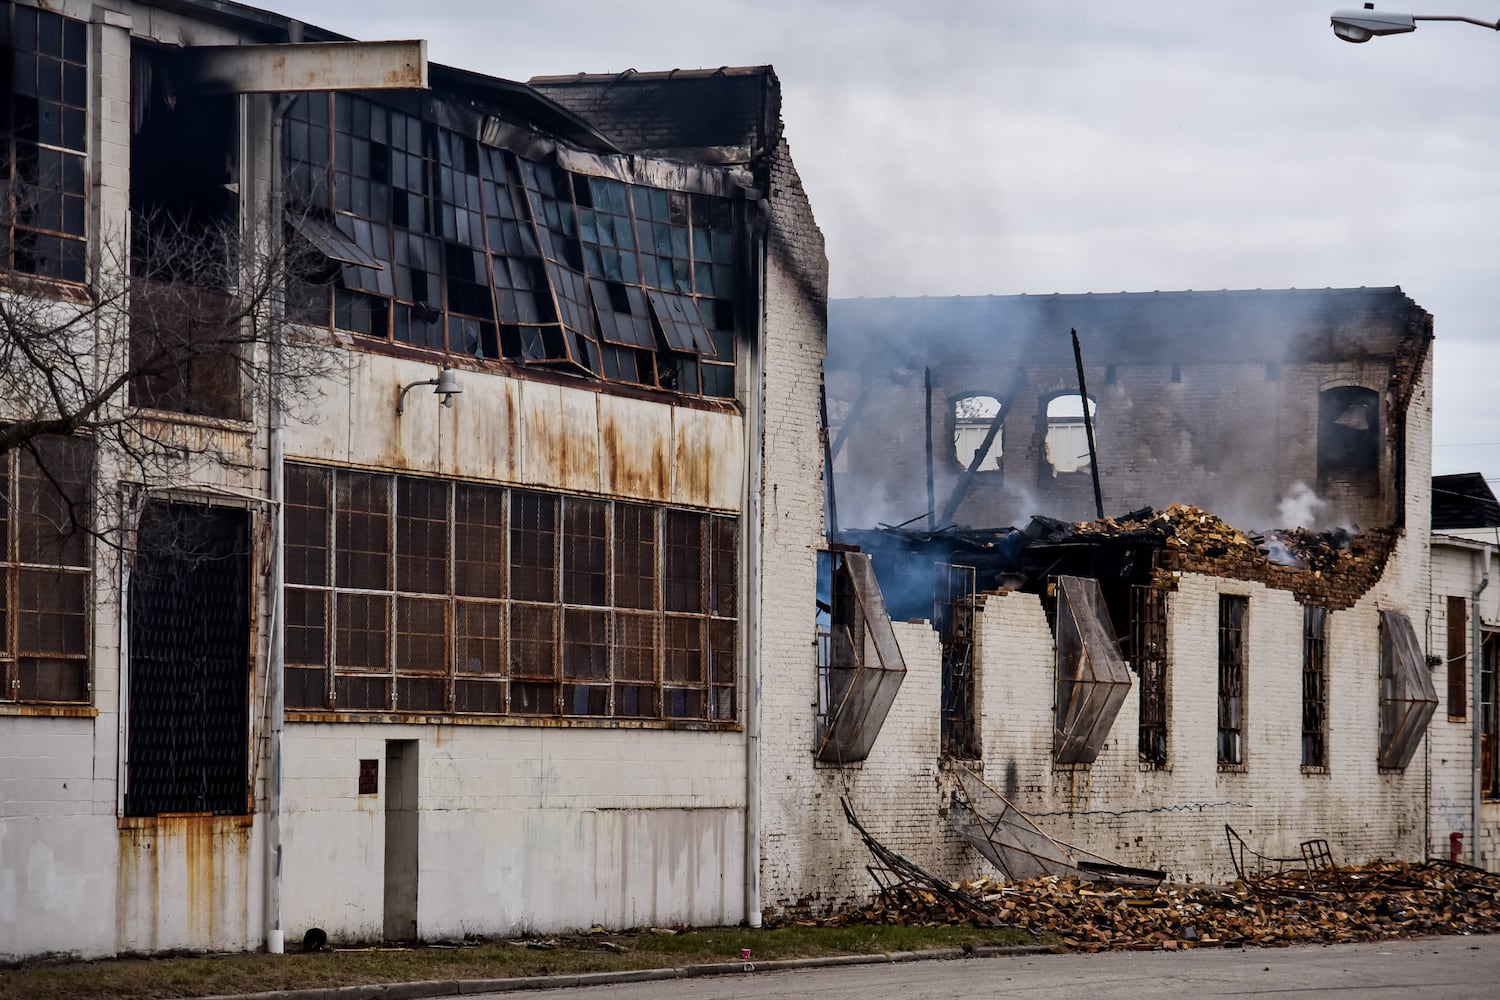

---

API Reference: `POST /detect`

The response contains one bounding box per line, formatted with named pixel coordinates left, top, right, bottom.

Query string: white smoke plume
left=1276, top=480, right=1326, bottom=529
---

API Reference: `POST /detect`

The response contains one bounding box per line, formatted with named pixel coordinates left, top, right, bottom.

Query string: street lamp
left=1331, top=4, right=1500, bottom=42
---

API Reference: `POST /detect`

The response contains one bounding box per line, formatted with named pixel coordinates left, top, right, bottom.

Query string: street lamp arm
left=1413, top=14, right=1500, bottom=28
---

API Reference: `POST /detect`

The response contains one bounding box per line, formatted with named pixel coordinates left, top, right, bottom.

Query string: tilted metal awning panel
left=1378, top=610, right=1437, bottom=770
left=816, top=551, right=907, bottom=764
left=951, top=769, right=1078, bottom=880
left=1054, top=575, right=1133, bottom=765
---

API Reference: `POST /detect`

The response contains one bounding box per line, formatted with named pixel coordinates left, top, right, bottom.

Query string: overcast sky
left=265, top=1, right=1500, bottom=486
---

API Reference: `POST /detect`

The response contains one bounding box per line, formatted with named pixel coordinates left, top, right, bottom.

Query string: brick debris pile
left=1066, top=504, right=1396, bottom=611
left=810, top=862, right=1500, bottom=951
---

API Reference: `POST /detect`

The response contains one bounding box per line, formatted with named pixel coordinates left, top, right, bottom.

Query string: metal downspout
left=743, top=204, right=766, bottom=929
left=1474, top=545, right=1491, bottom=870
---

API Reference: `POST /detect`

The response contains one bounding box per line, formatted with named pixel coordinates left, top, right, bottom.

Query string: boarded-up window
left=282, top=463, right=736, bottom=723
left=1448, top=595, right=1468, bottom=719
left=1, top=435, right=92, bottom=705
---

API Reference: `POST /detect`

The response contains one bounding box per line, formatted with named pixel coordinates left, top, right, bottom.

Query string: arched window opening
left=953, top=394, right=1002, bottom=471
left=1318, top=386, right=1379, bottom=478
left=1046, top=394, right=1096, bottom=475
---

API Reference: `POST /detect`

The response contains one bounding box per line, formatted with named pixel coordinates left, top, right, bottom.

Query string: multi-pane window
left=1130, top=585, right=1168, bottom=768
left=0, top=3, right=88, bottom=282
left=284, top=92, right=738, bottom=399
left=0, top=436, right=91, bottom=704
left=1302, top=605, right=1328, bottom=769
left=283, top=463, right=738, bottom=723
left=1217, top=594, right=1247, bottom=768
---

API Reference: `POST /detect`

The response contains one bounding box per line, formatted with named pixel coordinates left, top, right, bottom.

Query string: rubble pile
left=1064, top=504, right=1396, bottom=611
left=820, top=862, right=1500, bottom=952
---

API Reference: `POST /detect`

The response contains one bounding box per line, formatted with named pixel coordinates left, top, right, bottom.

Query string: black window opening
left=0, top=3, right=89, bottom=282
left=125, top=502, right=253, bottom=817
left=1217, top=594, right=1247, bottom=768
left=1447, top=595, right=1467, bottom=719
left=282, top=463, right=738, bottom=723
left=1482, top=632, right=1500, bottom=800
left=1130, top=584, right=1169, bottom=768
left=1302, top=605, right=1328, bottom=769
left=283, top=92, right=740, bottom=399
left=0, top=434, right=92, bottom=704
left=1318, top=386, right=1380, bottom=481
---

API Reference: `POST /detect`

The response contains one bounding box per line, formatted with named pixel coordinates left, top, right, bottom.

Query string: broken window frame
left=1044, top=393, right=1096, bottom=476
left=0, top=434, right=92, bottom=705
left=0, top=4, right=89, bottom=284
left=1051, top=575, right=1133, bottom=767
left=938, top=563, right=981, bottom=760
left=1130, top=584, right=1169, bottom=768
left=951, top=393, right=1004, bottom=474
left=815, top=549, right=907, bottom=764
left=1377, top=609, right=1437, bottom=771
left=1217, top=594, right=1248, bottom=769
left=283, top=91, right=739, bottom=400
left=282, top=462, right=737, bottom=724
left=1302, top=605, right=1328, bottom=771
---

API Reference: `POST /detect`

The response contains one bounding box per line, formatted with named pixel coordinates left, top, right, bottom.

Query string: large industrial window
left=1447, top=595, right=1467, bottom=718
left=1217, top=594, right=1247, bottom=768
left=284, top=92, right=738, bottom=399
left=1130, top=584, right=1168, bottom=768
left=1377, top=610, right=1437, bottom=771
left=283, top=463, right=737, bottom=723
left=1302, top=605, right=1328, bottom=770
left=1482, top=632, right=1499, bottom=800
left=0, top=435, right=91, bottom=704
left=0, top=3, right=89, bottom=282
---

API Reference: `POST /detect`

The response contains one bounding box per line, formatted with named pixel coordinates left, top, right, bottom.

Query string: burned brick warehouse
left=755, top=287, right=1444, bottom=917
left=0, top=0, right=832, bottom=960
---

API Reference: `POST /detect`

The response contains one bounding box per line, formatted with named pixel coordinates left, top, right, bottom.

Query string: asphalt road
left=472, top=936, right=1500, bottom=999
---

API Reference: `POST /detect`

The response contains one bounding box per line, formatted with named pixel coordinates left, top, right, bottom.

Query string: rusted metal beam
left=180, top=40, right=428, bottom=94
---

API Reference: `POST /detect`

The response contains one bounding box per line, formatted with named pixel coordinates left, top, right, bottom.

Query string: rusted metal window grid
left=1130, top=585, right=1169, bottom=767
left=284, top=463, right=737, bottom=723
left=1217, top=594, right=1247, bottom=768
left=0, top=437, right=91, bottom=704
left=1301, top=605, right=1328, bottom=769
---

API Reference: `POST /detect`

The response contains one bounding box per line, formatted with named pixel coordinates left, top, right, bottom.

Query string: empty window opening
left=938, top=564, right=980, bottom=759
left=125, top=502, right=252, bottom=817
left=1045, top=394, right=1096, bottom=476
left=1130, top=584, right=1169, bottom=768
left=1377, top=610, right=1437, bottom=770
left=1302, top=605, right=1328, bottom=769
left=815, top=549, right=907, bottom=764
left=1318, top=386, right=1380, bottom=479
left=953, top=395, right=1003, bottom=472
left=1217, top=594, right=1247, bottom=768
left=1447, top=595, right=1468, bottom=719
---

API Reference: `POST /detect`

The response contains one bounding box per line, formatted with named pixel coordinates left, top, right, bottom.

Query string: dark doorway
left=125, top=502, right=252, bottom=817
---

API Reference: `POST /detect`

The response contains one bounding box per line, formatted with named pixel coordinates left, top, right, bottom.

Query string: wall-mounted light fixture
left=396, top=367, right=462, bottom=415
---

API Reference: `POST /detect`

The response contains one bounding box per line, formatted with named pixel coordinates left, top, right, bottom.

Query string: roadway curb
left=195, top=944, right=1056, bottom=1000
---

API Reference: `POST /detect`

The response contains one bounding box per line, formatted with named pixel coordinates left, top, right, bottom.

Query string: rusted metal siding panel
left=517, top=381, right=600, bottom=494
left=598, top=394, right=671, bottom=503
left=671, top=407, right=742, bottom=511
left=443, top=374, right=519, bottom=484
left=181, top=40, right=427, bottom=93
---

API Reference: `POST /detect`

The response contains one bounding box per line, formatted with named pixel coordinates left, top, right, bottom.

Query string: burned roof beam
left=177, top=40, right=428, bottom=93
left=937, top=368, right=1026, bottom=527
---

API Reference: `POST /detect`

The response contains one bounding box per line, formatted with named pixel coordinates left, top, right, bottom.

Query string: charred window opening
left=284, top=92, right=739, bottom=398
left=0, top=4, right=88, bottom=283
left=283, top=464, right=735, bottom=723
left=125, top=502, right=251, bottom=817
left=0, top=435, right=91, bottom=704
left=1051, top=575, right=1132, bottom=766
left=1482, top=632, right=1500, bottom=800
left=1318, top=386, right=1380, bottom=480
left=815, top=549, right=906, bottom=764
left=1302, top=605, right=1328, bottom=769
left=938, top=564, right=980, bottom=760
left=127, top=282, right=245, bottom=420
left=1130, top=584, right=1169, bottom=768
left=1377, top=609, right=1437, bottom=770
left=1045, top=394, right=1095, bottom=476
left=1217, top=594, right=1247, bottom=768
left=953, top=394, right=1002, bottom=472
left=1447, top=595, right=1467, bottom=718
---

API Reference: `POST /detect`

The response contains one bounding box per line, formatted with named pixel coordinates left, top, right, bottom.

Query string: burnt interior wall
left=827, top=288, right=1432, bottom=534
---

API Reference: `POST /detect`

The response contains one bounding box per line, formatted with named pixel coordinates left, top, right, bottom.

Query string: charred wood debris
left=783, top=808, right=1500, bottom=952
